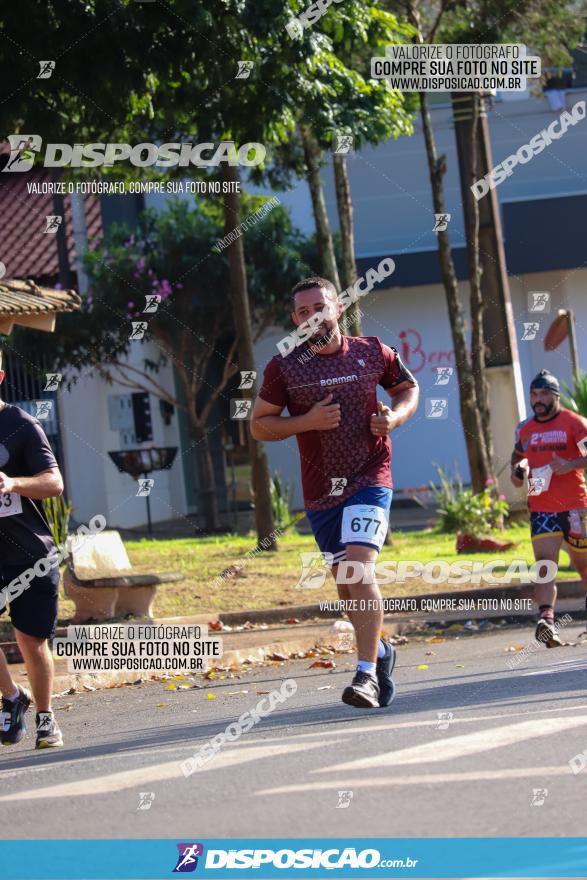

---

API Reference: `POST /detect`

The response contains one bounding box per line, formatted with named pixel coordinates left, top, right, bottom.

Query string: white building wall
left=59, top=340, right=188, bottom=529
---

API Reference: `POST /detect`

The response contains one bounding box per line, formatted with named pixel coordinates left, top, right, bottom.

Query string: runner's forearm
left=11, top=472, right=63, bottom=499
left=251, top=412, right=311, bottom=441
left=564, top=457, right=587, bottom=470
left=388, top=387, right=419, bottom=426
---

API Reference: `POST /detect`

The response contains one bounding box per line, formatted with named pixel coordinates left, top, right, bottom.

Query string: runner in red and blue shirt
left=510, top=369, right=587, bottom=647
left=252, top=276, right=419, bottom=709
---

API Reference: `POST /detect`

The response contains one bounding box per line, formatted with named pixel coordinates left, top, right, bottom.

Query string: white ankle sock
left=357, top=660, right=377, bottom=676
left=4, top=686, right=20, bottom=703
left=377, top=640, right=386, bottom=659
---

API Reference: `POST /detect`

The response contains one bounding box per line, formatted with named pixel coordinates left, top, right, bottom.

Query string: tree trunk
left=466, top=93, right=495, bottom=482
left=220, top=162, right=277, bottom=551
left=418, top=90, right=491, bottom=493
left=189, top=419, right=220, bottom=532
left=299, top=125, right=341, bottom=290
left=333, top=152, right=362, bottom=335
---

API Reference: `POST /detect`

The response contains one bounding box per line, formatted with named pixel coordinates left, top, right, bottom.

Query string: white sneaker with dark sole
left=35, top=712, right=63, bottom=749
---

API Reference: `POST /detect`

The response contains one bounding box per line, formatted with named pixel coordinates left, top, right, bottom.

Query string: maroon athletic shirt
left=258, top=335, right=417, bottom=510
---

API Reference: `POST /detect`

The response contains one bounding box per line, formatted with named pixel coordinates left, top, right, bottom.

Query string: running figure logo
left=44, top=215, right=62, bottom=233
left=333, top=133, right=354, bottom=154
left=2, top=135, right=42, bottom=172
left=137, top=479, right=154, bottom=497
left=230, top=399, right=252, bottom=420
left=295, top=551, right=334, bottom=589
left=329, top=477, right=348, bottom=496
left=137, top=791, right=155, bottom=811
left=235, top=61, right=254, bottom=79
left=435, top=711, right=454, bottom=731
left=434, top=367, right=453, bottom=386
left=426, top=398, right=448, bottom=419
left=44, top=373, right=62, bottom=391
left=521, top=322, right=540, bottom=341
left=144, top=294, right=161, bottom=313
left=528, top=292, right=551, bottom=313
left=37, top=61, right=55, bottom=78
left=34, top=401, right=53, bottom=420
left=238, top=371, right=256, bottom=390
left=530, top=788, right=548, bottom=806
left=130, top=321, right=149, bottom=340
left=173, top=843, right=204, bottom=873
left=528, top=477, right=547, bottom=496
left=433, top=213, right=451, bottom=233
left=336, top=790, right=354, bottom=809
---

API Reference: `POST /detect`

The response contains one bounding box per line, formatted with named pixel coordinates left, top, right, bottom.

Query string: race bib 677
left=341, top=504, right=388, bottom=550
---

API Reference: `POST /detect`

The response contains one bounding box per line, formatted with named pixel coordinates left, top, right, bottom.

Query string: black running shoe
left=376, top=640, right=397, bottom=707
left=35, top=712, right=63, bottom=749
left=535, top=619, right=563, bottom=648
left=1, top=686, right=32, bottom=746
left=342, top=670, right=380, bottom=709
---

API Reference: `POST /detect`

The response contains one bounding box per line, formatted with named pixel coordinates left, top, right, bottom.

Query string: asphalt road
left=2, top=623, right=587, bottom=840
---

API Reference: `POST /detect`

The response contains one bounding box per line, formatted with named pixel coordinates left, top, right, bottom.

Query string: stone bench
left=62, top=530, right=183, bottom=623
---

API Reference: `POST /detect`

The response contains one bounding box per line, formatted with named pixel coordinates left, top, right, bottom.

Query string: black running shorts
left=0, top=566, right=60, bottom=639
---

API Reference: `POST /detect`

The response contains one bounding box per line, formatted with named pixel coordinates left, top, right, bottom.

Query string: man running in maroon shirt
left=251, top=277, right=419, bottom=708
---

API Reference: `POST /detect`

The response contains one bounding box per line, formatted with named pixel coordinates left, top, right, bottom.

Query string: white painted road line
left=315, top=715, right=587, bottom=772
left=256, top=765, right=569, bottom=796
left=0, top=741, right=322, bottom=802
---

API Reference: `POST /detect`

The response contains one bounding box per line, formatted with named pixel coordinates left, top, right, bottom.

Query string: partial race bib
left=0, top=492, right=23, bottom=517
left=341, top=504, right=388, bottom=550
left=529, top=464, right=552, bottom=496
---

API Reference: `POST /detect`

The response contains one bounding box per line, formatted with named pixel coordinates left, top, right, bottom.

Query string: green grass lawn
left=51, top=522, right=581, bottom=623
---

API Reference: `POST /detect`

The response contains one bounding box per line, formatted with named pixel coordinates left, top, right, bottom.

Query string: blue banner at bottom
left=2, top=838, right=587, bottom=879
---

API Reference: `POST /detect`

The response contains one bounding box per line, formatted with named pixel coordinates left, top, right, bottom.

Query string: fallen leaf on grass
left=427, top=637, right=445, bottom=644
left=286, top=618, right=301, bottom=625
left=507, top=645, right=523, bottom=652
left=208, top=621, right=224, bottom=631
left=157, top=703, right=168, bottom=708
left=308, top=660, right=336, bottom=669
left=416, top=664, right=429, bottom=670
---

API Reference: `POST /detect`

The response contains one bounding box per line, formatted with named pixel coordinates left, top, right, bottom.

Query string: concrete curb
left=11, top=622, right=396, bottom=695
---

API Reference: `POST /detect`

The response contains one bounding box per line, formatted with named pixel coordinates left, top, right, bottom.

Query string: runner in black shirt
left=0, top=350, right=65, bottom=748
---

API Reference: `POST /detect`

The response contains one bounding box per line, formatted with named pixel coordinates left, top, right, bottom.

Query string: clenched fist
left=0, top=471, right=15, bottom=494
left=370, top=400, right=400, bottom=437
left=304, top=393, right=341, bottom=431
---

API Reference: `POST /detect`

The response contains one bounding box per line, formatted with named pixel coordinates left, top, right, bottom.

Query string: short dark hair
left=291, top=276, right=338, bottom=303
